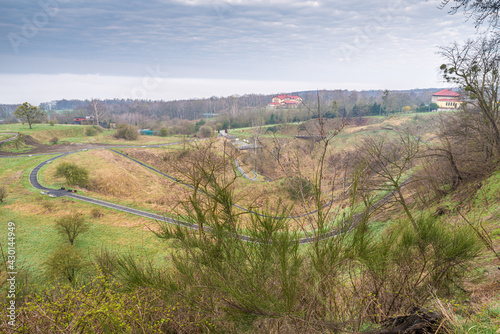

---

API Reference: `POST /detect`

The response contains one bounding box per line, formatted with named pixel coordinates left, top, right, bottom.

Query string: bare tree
left=88, top=99, right=107, bottom=126
left=356, top=129, right=421, bottom=228
left=440, top=0, right=500, bottom=29
left=439, top=36, right=500, bottom=157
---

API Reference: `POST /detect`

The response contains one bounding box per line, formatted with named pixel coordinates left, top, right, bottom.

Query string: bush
left=284, top=176, right=314, bottom=200
left=0, top=186, right=7, bottom=203
left=41, top=200, right=54, bottom=212
left=114, top=124, right=139, bottom=140
left=50, top=136, right=58, bottom=144
left=197, top=124, right=213, bottom=138
left=86, top=125, right=103, bottom=136
left=159, top=128, right=168, bottom=137
left=44, top=244, right=84, bottom=283
left=85, top=127, right=97, bottom=136
left=90, top=208, right=104, bottom=218
left=49, top=120, right=55, bottom=126
left=55, top=162, right=89, bottom=187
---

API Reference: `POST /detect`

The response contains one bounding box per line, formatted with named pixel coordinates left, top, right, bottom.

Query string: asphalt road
left=26, top=146, right=405, bottom=244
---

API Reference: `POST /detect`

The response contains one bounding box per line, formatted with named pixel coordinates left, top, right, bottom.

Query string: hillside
left=0, top=113, right=499, bottom=333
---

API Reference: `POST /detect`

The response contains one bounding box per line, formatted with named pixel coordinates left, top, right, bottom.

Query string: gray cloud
left=0, top=0, right=479, bottom=101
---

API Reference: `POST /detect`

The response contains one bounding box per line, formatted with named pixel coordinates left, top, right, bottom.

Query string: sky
left=0, top=0, right=480, bottom=105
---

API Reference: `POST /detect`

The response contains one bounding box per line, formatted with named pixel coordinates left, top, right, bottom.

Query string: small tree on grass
left=45, top=244, right=84, bottom=284
left=0, top=186, right=7, bottom=203
left=14, top=102, right=45, bottom=129
left=55, top=212, right=90, bottom=245
left=55, top=162, right=89, bottom=187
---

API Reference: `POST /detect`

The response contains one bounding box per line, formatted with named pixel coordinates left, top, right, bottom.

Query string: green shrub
left=284, top=176, right=314, bottom=200
left=55, top=162, right=89, bottom=187
left=85, top=125, right=102, bottom=136
left=159, top=128, right=168, bottom=137
left=114, top=124, right=139, bottom=140
left=44, top=244, right=85, bottom=283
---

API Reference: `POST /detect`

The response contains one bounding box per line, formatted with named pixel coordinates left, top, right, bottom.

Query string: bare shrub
left=49, top=136, right=58, bottom=144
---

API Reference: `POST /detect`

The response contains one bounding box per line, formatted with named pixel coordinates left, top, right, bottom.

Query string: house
left=268, top=94, right=303, bottom=108
left=432, top=89, right=461, bottom=110
left=73, top=116, right=95, bottom=125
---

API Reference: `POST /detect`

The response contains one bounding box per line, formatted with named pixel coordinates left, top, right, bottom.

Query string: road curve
left=28, top=147, right=407, bottom=244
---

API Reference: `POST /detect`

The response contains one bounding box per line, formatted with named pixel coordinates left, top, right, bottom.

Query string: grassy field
left=1, top=114, right=500, bottom=332
left=0, top=123, right=186, bottom=146
left=0, top=154, right=172, bottom=284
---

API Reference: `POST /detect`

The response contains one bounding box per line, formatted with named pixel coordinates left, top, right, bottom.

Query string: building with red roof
left=268, top=94, right=303, bottom=108
left=432, top=89, right=461, bottom=110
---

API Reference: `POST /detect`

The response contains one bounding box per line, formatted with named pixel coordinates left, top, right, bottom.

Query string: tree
left=430, top=102, right=439, bottom=111
left=45, top=244, right=84, bottom=283
left=55, top=162, right=89, bottom=187
left=14, top=102, right=45, bottom=129
left=439, top=36, right=500, bottom=157
left=440, top=0, right=500, bottom=28
left=356, top=129, right=421, bottom=229
left=88, top=99, right=107, bottom=126
left=54, top=212, right=90, bottom=245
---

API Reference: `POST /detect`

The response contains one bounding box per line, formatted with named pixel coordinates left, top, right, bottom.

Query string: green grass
left=0, top=123, right=185, bottom=146
left=0, top=154, right=171, bottom=284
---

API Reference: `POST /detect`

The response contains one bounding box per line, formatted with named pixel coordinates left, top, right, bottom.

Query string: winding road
left=3, top=141, right=404, bottom=244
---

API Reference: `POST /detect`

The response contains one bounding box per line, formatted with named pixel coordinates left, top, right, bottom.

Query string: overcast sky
left=0, top=0, right=479, bottom=104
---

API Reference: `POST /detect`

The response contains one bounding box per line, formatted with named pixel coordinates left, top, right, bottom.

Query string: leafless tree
left=440, top=0, right=500, bottom=29
left=439, top=36, right=500, bottom=157
left=88, top=99, right=107, bottom=126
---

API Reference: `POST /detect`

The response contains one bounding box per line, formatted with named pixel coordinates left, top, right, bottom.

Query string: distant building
left=267, top=94, right=303, bottom=108
left=73, top=116, right=95, bottom=125
left=432, top=89, right=461, bottom=110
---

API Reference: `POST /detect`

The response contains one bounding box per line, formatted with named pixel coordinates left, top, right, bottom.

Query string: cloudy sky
left=0, top=0, right=479, bottom=104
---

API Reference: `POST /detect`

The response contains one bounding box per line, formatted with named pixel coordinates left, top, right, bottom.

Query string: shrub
left=41, top=200, right=54, bottom=212
left=284, top=176, right=314, bottom=200
left=55, top=162, right=89, bottom=187
left=114, top=124, right=139, bottom=140
left=0, top=186, right=7, bottom=203
left=44, top=244, right=85, bottom=283
left=50, top=136, right=58, bottom=144
left=90, top=207, right=104, bottom=218
left=197, top=124, right=213, bottom=138
left=159, top=128, right=168, bottom=137
left=86, top=125, right=103, bottom=136
left=49, top=120, right=55, bottom=126
left=85, top=126, right=97, bottom=136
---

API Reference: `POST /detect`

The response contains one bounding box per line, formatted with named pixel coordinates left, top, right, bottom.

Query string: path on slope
left=28, top=145, right=406, bottom=244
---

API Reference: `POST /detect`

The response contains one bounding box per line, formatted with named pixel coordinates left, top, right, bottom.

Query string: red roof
left=433, top=89, right=460, bottom=97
